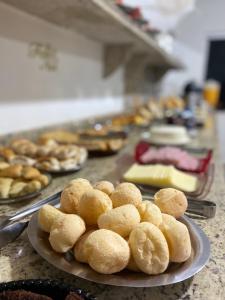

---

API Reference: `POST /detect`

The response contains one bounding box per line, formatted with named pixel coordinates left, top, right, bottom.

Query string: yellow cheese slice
left=123, top=164, right=197, bottom=193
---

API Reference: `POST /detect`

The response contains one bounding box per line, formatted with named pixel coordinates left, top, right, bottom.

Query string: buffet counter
left=0, top=116, right=224, bottom=300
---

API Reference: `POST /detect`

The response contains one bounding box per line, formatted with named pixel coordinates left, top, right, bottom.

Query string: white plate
left=27, top=214, right=210, bottom=287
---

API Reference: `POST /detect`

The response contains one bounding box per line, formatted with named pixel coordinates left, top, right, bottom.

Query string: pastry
left=34, top=174, right=49, bottom=187
left=78, top=189, right=112, bottom=225
left=50, top=145, right=81, bottom=160
left=154, top=188, right=188, bottom=218
left=137, top=200, right=162, bottom=227
left=0, top=162, right=9, bottom=170
left=83, top=229, right=130, bottom=274
left=110, top=182, right=142, bottom=208
left=22, top=166, right=41, bottom=180
left=36, top=139, right=58, bottom=156
left=108, top=139, right=124, bottom=151
left=9, top=181, right=27, bottom=197
left=49, top=214, right=86, bottom=253
left=93, top=181, right=114, bottom=195
left=9, top=155, right=36, bottom=166
left=97, top=204, right=140, bottom=238
left=129, top=222, right=169, bottom=275
left=23, top=180, right=42, bottom=194
left=0, top=178, right=13, bottom=198
left=0, top=164, right=23, bottom=178
left=0, top=147, right=15, bottom=160
left=35, top=157, right=61, bottom=172
left=74, top=229, right=96, bottom=263
left=10, top=139, right=38, bottom=157
left=159, top=214, right=191, bottom=263
left=60, top=180, right=92, bottom=214
left=39, top=130, right=79, bottom=144
left=38, top=204, right=65, bottom=232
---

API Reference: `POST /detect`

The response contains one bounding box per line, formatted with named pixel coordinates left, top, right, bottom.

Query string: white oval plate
left=27, top=214, right=210, bottom=287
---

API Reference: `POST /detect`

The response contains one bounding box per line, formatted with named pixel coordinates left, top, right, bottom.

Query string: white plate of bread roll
left=27, top=179, right=210, bottom=287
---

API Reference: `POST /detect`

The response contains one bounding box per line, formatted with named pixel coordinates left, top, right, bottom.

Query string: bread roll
left=159, top=214, right=191, bottom=263
left=84, top=229, right=130, bottom=274
left=60, top=180, right=92, bottom=214
left=78, top=189, right=112, bottom=225
left=127, top=253, right=140, bottom=272
left=68, top=178, right=92, bottom=188
left=110, top=182, right=142, bottom=208
left=154, top=188, right=188, bottom=218
left=38, top=204, right=65, bottom=232
left=74, top=229, right=96, bottom=263
left=49, top=214, right=86, bottom=253
left=129, top=222, right=169, bottom=275
left=137, top=201, right=162, bottom=227
left=98, top=204, right=140, bottom=237
left=94, top=181, right=114, bottom=195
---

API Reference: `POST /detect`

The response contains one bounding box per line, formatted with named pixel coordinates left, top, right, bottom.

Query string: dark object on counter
left=183, top=81, right=203, bottom=112
left=0, top=280, right=96, bottom=300
left=0, top=289, right=51, bottom=300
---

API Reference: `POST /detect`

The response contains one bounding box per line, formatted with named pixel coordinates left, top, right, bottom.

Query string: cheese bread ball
left=74, top=229, right=96, bottom=263
left=38, top=204, right=65, bottom=233
left=154, top=188, right=188, bottom=218
left=127, top=253, right=140, bottom=272
left=159, top=214, right=191, bottom=263
left=68, top=178, right=91, bottom=188
left=129, top=222, right=169, bottom=275
left=137, top=201, right=162, bottom=227
left=84, top=229, right=130, bottom=274
left=98, top=204, right=140, bottom=237
left=110, top=182, right=142, bottom=208
left=60, top=180, right=92, bottom=214
left=78, top=189, right=112, bottom=225
left=94, top=181, right=114, bottom=196
left=49, top=214, right=85, bottom=253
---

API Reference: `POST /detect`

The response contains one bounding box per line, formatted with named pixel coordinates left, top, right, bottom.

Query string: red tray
left=135, top=141, right=212, bottom=174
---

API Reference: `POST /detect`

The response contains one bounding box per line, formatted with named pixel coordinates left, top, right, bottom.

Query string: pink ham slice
left=140, top=146, right=199, bottom=171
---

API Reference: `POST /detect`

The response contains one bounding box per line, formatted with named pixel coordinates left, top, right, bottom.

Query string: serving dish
left=27, top=213, right=210, bottom=288
left=0, top=279, right=96, bottom=300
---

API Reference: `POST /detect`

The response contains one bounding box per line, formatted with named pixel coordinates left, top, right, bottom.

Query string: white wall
left=0, top=2, right=124, bottom=134
left=161, top=0, right=225, bottom=96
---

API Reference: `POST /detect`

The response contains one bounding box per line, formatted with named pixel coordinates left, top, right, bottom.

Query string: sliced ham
left=140, top=146, right=199, bottom=171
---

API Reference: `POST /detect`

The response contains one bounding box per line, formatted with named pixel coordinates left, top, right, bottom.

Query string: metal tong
left=143, top=195, right=216, bottom=218
left=0, top=191, right=62, bottom=230
left=137, top=183, right=216, bottom=219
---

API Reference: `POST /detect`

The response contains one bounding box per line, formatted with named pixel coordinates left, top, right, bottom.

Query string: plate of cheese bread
left=27, top=178, right=210, bottom=287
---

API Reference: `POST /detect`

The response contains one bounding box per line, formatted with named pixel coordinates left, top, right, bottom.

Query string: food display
left=38, top=178, right=192, bottom=276
left=0, top=164, right=49, bottom=199
left=123, top=163, right=197, bottom=192
left=38, top=129, right=127, bottom=155
left=0, top=139, right=88, bottom=173
left=149, top=125, right=190, bottom=145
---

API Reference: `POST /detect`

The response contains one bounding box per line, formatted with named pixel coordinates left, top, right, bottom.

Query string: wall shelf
left=1, top=0, right=184, bottom=93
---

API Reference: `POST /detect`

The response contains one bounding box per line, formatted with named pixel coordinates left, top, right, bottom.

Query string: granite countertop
left=0, top=117, right=225, bottom=300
